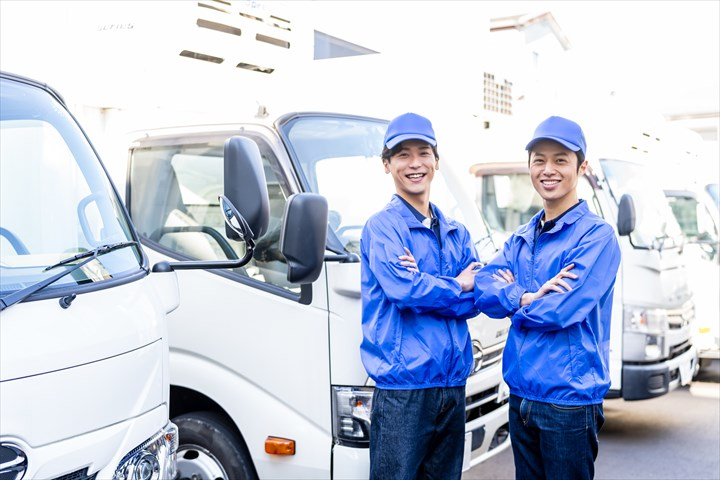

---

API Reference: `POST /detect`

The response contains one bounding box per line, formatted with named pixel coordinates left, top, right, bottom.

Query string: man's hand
left=455, top=261, right=482, bottom=292
left=399, top=247, right=419, bottom=273
left=520, top=264, right=577, bottom=306
left=492, top=268, right=515, bottom=284
left=400, top=247, right=480, bottom=292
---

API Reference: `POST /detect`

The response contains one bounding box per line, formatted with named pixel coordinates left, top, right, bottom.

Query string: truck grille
left=465, top=385, right=507, bottom=422
left=52, top=469, right=97, bottom=480
left=471, top=340, right=504, bottom=375
left=0, top=444, right=26, bottom=480
left=667, top=301, right=694, bottom=330
left=669, top=339, right=693, bottom=359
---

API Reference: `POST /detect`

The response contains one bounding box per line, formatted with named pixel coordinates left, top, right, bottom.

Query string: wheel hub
left=176, top=444, right=229, bottom=480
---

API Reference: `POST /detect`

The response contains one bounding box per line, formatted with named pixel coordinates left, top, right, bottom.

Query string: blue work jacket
left=475, top=200, right=621, bottom=405
left=360, top=195, right=480, bottom=389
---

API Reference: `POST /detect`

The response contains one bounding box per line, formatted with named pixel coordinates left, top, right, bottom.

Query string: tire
left=174, top=411, right=258, bottom=480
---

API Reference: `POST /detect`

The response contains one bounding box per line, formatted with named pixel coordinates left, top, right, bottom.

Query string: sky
left=0, top=1, right=717, bottom=122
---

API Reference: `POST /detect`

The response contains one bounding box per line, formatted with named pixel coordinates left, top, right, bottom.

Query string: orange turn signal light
left=265, top=436, right=296, bottom=456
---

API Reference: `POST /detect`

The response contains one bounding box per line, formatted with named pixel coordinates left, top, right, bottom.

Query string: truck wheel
left=174, top=411, right=258, bottom=480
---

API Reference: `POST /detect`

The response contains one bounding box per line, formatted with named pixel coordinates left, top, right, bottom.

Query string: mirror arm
left=324, top=252, right=360, bottom=263
left=152, top=239, right=256, bottom=272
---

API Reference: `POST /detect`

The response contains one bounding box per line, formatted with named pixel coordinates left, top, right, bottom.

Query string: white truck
left=123, top=111, right=511, bottom=479
left=0, top=71, right=293, bottom=480
left=470, top=145, right=698, bottom=400
left=654, top=123, right=719, bottom=370
left=664, top=185, right=720, bottom=368
left=0, top=70, right=179, bottom=480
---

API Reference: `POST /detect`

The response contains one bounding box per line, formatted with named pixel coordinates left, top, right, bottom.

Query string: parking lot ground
left=464, top=359, right=720, bottom=480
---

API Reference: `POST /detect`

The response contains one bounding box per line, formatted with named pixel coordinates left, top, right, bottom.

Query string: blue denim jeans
left=509, top=394, right=605, bottom=480
left=369, top=386, right=466, bottom=480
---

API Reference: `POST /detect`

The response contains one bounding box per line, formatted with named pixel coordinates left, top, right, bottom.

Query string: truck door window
left=129, top=136, right=298, bottom=293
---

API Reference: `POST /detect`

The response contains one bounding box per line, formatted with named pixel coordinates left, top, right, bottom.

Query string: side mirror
left=219, top=195, right=254, bottom=243
left=617, top=194, right=636, bottom=236
left=223, top=136, right=270, bottom=241
left=280, top=193, right=329, bottom=284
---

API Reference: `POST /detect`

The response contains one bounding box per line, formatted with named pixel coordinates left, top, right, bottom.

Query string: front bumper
left=621, top=346, right=697, bottom=400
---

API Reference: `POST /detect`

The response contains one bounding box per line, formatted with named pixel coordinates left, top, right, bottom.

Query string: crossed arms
left=474, top=226, right=621, bottom=331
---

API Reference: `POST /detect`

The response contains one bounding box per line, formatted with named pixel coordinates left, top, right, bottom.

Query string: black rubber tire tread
left=174, top=411, right=258, bottom=480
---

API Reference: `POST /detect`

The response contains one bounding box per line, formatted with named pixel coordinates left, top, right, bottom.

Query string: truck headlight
left=624, top=307, right=669, bottom=334
left=113, top=422, right=178, bottom=480
left=644, top=335, right=664, bottom=360
left=331, top=386, right=374, bottom=448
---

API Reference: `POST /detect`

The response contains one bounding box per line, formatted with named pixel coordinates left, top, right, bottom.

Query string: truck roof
left=469, top=162, right=527, bottom=176
left=0, top=70, right=66, bottom=106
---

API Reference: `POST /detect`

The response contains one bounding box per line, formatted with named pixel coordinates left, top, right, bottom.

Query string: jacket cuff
left=440, top=276, right=464, bottom=295
left=507, top=284, right=526, bottom=311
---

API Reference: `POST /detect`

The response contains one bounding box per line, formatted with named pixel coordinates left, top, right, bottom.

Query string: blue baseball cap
left=384, top=112, right=437, bottom=149
left=526, top=116, right=587, bottom=156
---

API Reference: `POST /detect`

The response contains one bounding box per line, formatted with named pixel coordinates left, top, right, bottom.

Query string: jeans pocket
left=545, top=403, right=590, bottom=433
left=595, top=404, right=606, bottom=432
left=550, top=403, right=584, bottom=411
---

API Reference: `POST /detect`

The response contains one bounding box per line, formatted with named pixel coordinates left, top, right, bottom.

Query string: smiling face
left=384, top=139, right=438, bottom=214
left=529, top=140, right=588, bottom=219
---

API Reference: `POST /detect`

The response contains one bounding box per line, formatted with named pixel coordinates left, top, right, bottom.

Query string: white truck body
left=663, top=183, right=720, bottom=366
left=0, top=72, right=179, bottom=480
left=470, top=144, right=698, bottom=400
left=124, top=112, right=511, bottom=479
left=654, top=124, right=719, bottom=368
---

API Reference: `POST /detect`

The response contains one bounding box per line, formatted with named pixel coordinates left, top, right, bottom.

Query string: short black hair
left=575, top=150, right=586, bottom=170
left=382, top=142, right=439, bottom=163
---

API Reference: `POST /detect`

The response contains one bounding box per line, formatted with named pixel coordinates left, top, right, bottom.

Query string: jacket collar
left=389, top=194, right=457, bottom=233
left=517, top=199, right=589, bottom=244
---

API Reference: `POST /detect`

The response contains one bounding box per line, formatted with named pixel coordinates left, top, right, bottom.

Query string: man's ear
left=578, top=159, right=589, bottom=175
left=383, top=159, right=390, bottom=173
left=435, top=159, right=439, bottom=170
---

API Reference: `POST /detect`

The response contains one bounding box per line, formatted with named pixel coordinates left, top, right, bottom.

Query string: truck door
left=128, top=131, right=333, bottom=476
left=577, top=173, right=624, bottom=392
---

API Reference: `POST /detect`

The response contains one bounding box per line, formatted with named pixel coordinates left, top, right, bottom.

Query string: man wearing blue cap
left=360, top=112, right=482, bottom=479
left=474, top=116, right=621, bottom=479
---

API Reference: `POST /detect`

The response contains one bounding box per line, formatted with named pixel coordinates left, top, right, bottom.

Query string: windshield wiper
left=44, top=241, right=138, bottom=271
left=0, top=241, right=138, bottom=312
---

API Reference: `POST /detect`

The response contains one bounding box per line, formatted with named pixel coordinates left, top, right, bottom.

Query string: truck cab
left=0, top=70, right=296, bottom=480
left=125, top=111, right=511, bottom=479
left=471, top=153, right=697, bottom=400
left=0, top=71, right=179, bottom=480
left=664, top=186, right=720, bottom=367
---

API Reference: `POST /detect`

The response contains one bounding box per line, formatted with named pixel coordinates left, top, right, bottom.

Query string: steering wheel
left=0, top=227, right=30, bottom=254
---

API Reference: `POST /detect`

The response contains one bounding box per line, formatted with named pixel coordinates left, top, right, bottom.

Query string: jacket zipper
left=434, top=227, right=455, bottom=386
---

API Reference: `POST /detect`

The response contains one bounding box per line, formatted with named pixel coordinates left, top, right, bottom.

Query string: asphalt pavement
left=464, top=359, right=720, bottom=480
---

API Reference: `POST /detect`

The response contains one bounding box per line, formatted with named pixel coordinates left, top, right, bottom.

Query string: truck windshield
left=0, top=76, right=142, bottom=302
left=279, top=115, right=494, bottom=261
left=600, top=158, right=683, bottom=250
left=707, top=183, right=719, bottom=208
left=665, top=192, right=719, bottom=260
left=478, top=172, right=542, bottom=234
